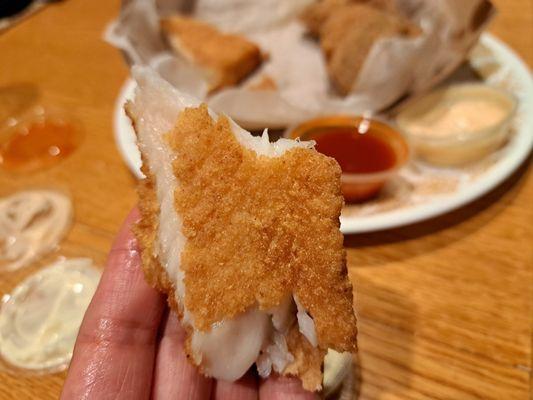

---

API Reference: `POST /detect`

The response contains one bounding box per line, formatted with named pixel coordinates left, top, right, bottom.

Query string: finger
left=259, top=375, right=319, bottom=400
left=152, top=312, right=213, bottom=400
left=213, top=371, right=258, bottom=400
left=61, top=208, right=165, bottom=400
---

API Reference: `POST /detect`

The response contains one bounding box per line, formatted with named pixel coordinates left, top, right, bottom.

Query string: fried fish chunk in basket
left=161, top=15, right=263, bottom=93
left=302, top=1, right=420, bottom=95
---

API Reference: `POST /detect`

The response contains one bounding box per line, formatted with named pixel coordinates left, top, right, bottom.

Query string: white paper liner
left=105, top=0, right=494, bottom=129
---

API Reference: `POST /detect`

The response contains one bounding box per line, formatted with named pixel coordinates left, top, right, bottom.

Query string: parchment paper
left=106, top=0, right=494, bottom=129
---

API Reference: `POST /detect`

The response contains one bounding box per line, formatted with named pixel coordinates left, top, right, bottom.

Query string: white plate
left=114, top=34, right=533, bottom=234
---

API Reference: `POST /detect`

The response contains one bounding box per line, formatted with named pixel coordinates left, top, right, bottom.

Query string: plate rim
left=340, top=34, right=533, bottom=234
left=113, top=33, right=533, bottom=234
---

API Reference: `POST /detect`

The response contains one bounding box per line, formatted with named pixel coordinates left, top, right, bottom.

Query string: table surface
left=0, top=1, right=531, bottom=399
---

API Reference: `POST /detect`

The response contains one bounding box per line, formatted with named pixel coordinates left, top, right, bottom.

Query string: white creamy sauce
left=0, top=258, right=100, bottom=371
left=405, top=99, right=508, bottom=138
left=131, top=67, right=318, bottom=380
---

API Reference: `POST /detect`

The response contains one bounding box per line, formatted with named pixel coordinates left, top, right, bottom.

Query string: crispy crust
left=135, top=169, right=325, bottom=390
left=248, top=75, right=278, bottom=91
left=168, top=105, right=356, bottom=352
left=323, top=4, right=420, bottom=94
left=126, top=103, right=182, bottom=318
left=302, top=1, right=420, bottom=95
left=127, top=101, right=357, bottom=390
left=301, top=0, right=398, bottom=37
left=284, top=324, right=326, bottom=391
left=135, top=169, right=181, bottom=311
left=161, top=16, right=262, bottom=92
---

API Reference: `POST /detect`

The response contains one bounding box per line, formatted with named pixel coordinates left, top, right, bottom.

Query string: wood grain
left=0, top=0, right=531, bottom=399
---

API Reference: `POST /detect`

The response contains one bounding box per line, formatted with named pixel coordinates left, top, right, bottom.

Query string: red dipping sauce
left=314, top=128, right=397, bottom=174
left=289, top=116, right=409, bottom=202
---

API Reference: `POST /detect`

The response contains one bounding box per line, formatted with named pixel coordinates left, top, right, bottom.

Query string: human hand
left=61, top=209, right=318, bottom=400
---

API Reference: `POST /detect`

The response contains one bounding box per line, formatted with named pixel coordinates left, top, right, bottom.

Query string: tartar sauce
left=404, top=99, right=507, bottom=138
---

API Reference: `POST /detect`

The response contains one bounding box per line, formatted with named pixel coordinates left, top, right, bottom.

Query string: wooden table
left=0, top=0, right=531, bottom=398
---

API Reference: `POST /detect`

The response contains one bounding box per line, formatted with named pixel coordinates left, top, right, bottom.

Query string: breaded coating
left=302, top=1, right=420, bottom=95
left=168, top=105, right=357, bottom=352
left=301, top=0, right=398, bottom=36
left=135, top=169, right=182, bottom=313
left=284, top=324, right=326, bottom=391
left=126, top=103, right=182, bottom=317
left=129, top=97, right=357, bottom=389
left=248, top=75, right=278, bottom=91
left=301, top=0, right=351, bottom=36
left=161, top=16, right=262, bottom=92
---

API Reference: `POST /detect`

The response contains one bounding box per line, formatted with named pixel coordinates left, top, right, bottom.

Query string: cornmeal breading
left=161, top=16, right=263, bottom=92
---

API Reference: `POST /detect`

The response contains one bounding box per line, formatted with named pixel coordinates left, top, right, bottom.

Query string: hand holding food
left=126, top=67, right=357, bottom=391
left=61, top=209, right=320, bottom=400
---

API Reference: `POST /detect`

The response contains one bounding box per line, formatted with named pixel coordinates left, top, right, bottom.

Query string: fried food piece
left=126, top=68, right=357, bottom=391
left=161, top=15, right=263, bottom=92
left=301, top=0, right=352, bottom=37
left=323, top=4, right=419, bottom=94
left=248, top=74, right=278, bottom=91
left=302, top=1, right=420, bottom=95
left=301, top=0, right=398, bottom=36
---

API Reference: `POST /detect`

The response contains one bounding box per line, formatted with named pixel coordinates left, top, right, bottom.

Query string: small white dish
left=397, top=83, right=517, bottom=166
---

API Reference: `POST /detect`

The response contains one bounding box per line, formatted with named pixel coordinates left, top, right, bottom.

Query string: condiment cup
left=396, top=83, right=518, bottom=166
left=287, top=116, right=410, bottom=202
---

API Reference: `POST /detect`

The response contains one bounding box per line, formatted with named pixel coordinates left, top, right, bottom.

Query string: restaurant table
left=0, top=0, right=531, bottom=399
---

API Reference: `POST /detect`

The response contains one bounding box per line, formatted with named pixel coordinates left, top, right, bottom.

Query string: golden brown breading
left=325, top=4, right=418, bottom=94
left=284, top=324, right=326, bottom=391
left=302, top=1, right=420, bottom=95
left=301, top=0, right=351, bottom=37
left=128, top=100, right=357, bottom=390
left=301, top=0, right=398, bottom=36
left=248, top=75, right=278, bottom=91
left=168, top=105, right=357, bottom=352
left=161, top=16, right=263, bottom=92
left=126, top=105, right=182, bottom=318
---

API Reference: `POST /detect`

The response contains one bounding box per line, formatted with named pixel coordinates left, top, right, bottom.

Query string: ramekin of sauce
left=0, top=105, right=82, bottom=173
left=396, top=83, right=517, bottom=166
left=288, top=116, right=410, bottom=202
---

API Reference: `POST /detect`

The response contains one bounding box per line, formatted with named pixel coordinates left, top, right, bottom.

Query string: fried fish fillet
left=301, top=0, right=398, bottom=36
left=302, top=1, right=420, bottom=95
left=161, top=15, right=263, bottom=93
left=126, top=68, right=357, bottom=391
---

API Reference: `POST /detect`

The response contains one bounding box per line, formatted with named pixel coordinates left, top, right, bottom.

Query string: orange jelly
left=0, top=118, right=81, bottom=173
